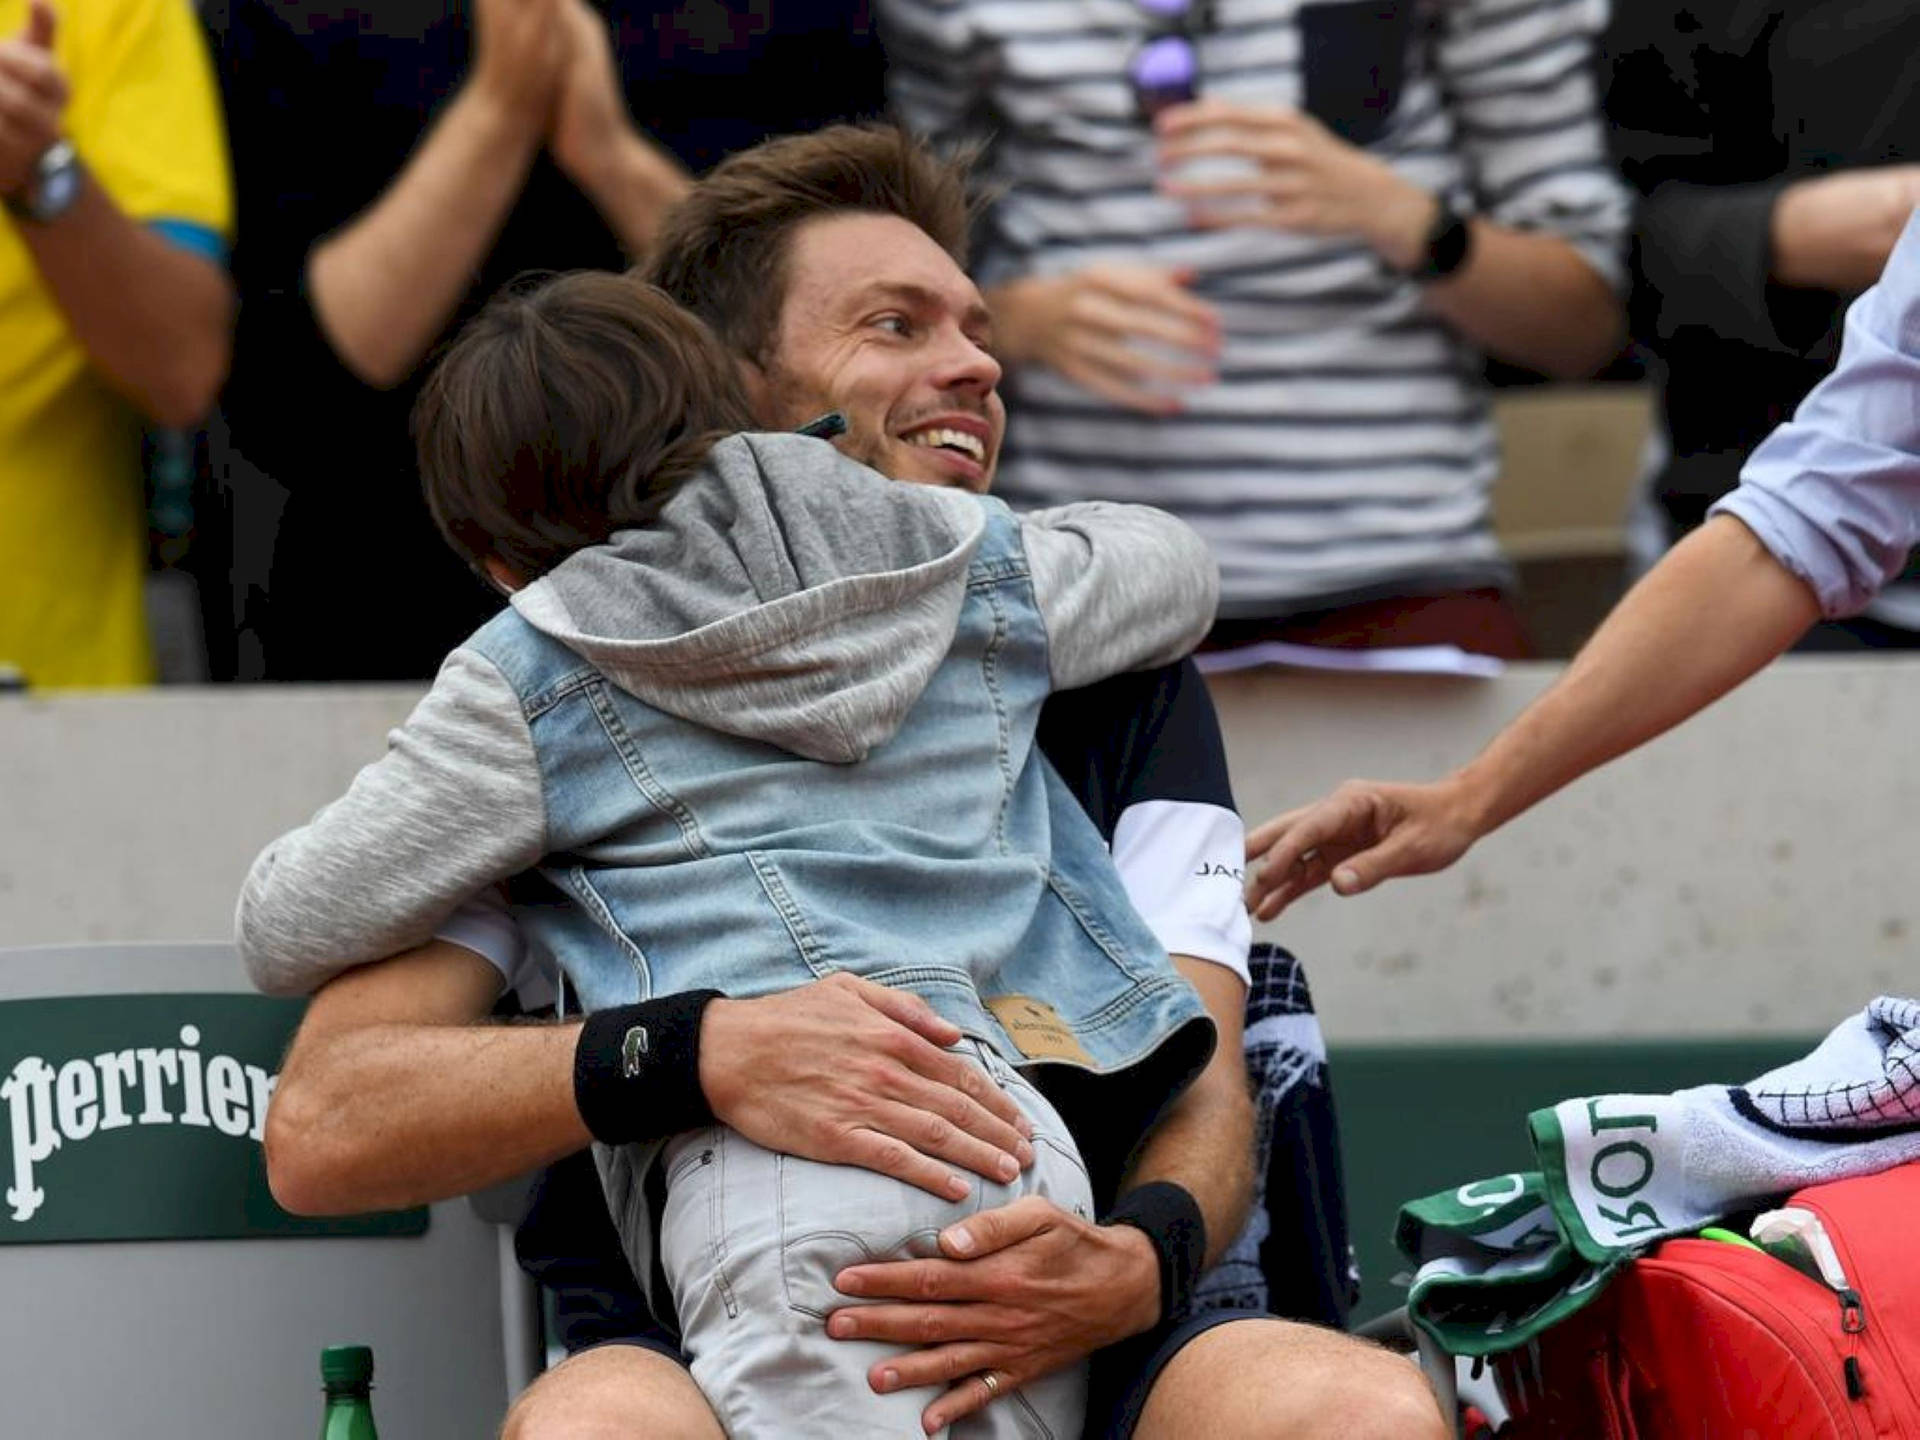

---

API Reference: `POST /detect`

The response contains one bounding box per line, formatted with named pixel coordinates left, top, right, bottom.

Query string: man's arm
left=0, top=1, right=231, bottom=426
left=1243, top=515, right=1818, bottom=915
left=1247, top=208, right=1920, bottom=915
left=1603, top=4, right=1920, bottom=356
left=267, top=945, right=1038, bottom=1215
left=265, top=941, right=585, bottom=1214
left=1112, top=958, right=1253, bottom=1270
left=12, top=173, right=231, bottom=427
left=303, top=0, right=562, bottom=390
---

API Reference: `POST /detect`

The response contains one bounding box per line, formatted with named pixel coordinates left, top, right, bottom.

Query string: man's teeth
left=906, top=428, right=986, bottom=462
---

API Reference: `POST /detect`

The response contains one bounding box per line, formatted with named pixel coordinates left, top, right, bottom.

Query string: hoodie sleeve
left=1020, top=502, right=1220, bottom=691
left=234, top=647, right=548, bottom=996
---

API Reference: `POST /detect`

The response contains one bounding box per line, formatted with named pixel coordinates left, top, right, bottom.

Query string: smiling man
left=261, top=126, right=1441, bottom=1439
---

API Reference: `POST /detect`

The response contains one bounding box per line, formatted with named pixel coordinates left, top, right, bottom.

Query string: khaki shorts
left=658, top=1040, right=1095, bottom=1438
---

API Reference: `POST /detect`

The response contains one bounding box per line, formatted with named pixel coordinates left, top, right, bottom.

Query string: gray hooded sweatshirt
left=236, top=433, right=1219, bottom=996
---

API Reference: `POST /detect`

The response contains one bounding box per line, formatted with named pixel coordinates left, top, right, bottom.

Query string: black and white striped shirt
left=881, top=0, right=1629, bottom=617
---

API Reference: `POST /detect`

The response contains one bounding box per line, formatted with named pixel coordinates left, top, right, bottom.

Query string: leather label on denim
left=985, top=995, right=1095, bottom=1065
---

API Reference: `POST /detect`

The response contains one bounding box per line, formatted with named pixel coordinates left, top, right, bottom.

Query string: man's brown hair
left=415, top=272, right=755, bottom=582
left=645, top=123, right=979, bottom=367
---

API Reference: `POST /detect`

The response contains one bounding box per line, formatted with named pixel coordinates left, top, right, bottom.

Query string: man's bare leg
left=1133, top=1317, right=1449, bottom=1440
left=500, top=1344, right=723, bottom=1440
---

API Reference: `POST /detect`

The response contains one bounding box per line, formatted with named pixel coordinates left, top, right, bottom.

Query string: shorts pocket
left=1298, top=0, right=1411, bottom=145
left=776, top=1154, right=984, bottom=1319
left=660, top=1129, right=742, bottom=1322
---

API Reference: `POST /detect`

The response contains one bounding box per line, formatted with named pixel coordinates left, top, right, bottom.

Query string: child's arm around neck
left=235, top=646, right=547, bottom=997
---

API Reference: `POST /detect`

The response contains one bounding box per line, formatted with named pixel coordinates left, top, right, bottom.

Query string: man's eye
left=873, top=314, right=913, bottom=337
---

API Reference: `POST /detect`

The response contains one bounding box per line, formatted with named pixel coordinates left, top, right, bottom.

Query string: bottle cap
left=320, top=1345, right=374, bottom=1387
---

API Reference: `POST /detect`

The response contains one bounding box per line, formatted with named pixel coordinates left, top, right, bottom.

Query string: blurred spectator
left=1604, top=1, right=1920, bottom=649
left=880, top=0, right=1627, bottom=657
left=208, top=0, right=884, bottom=681
left=0, top=0, right=232, bottom=688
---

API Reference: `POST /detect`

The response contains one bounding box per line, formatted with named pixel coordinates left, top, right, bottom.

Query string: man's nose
left=934, top=325, right=1003, bottom=394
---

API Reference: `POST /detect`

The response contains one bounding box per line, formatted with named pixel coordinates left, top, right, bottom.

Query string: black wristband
left=572, top=991, right=724, bottom=1145
left=1102, top=1181, right=1207, bottom=1325
left=1411, top=196, right=1473, bottom=282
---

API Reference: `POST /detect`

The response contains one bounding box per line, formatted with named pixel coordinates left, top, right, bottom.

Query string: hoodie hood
left=511, top=431, right=987, bottom=763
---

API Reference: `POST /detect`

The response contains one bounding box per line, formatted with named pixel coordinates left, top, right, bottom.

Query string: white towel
left=1532, top=996, right=1920, bottom=1261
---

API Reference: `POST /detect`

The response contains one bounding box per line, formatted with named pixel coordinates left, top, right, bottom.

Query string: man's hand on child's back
left=698, top=974, right=1035, bottom=1200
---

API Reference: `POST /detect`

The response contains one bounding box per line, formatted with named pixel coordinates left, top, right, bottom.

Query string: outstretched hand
left=1243, top=777, right=1485, bottom=920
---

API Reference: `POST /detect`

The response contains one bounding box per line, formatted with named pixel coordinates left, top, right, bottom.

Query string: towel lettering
left=1582, top=1098, right=1665, bottom=1238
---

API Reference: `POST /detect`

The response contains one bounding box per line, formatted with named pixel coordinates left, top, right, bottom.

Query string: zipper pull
left=1845, top=1356, right=1866, bottom=1401
left=1752, top=1208, right=1868, bottom=1402
left=1839, top=1285, right=1866, bottom=1336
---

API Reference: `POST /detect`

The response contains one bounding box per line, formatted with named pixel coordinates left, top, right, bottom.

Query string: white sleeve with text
left=1109, top=799, right=1251, bottom=988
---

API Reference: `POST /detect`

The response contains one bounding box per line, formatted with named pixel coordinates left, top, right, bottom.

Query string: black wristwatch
left=1407, top=194, right=1473, bottom=282
left=4, top=140, right=84, bottom=225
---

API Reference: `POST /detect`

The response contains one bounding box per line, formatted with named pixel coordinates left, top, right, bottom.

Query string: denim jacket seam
left=966, top=555, right=1029, bottom=588
left=586, top=679, right=713, bottom=860
left=562, top=865, right=654, bottom=999
left=744, top=852, right=833, bottom=977
left=522, top=666, right=600, bottom=723
left=1044, top=865, right=1150, bottom=981
left=978, top=585, right=1016, bottom=856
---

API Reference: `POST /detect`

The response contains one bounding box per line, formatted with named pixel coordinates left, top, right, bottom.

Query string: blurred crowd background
left=4, top=0, right=1915, bottom=690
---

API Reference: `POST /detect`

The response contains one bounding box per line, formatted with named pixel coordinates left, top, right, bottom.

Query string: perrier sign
left=0, top=993, right=426, bottom=1243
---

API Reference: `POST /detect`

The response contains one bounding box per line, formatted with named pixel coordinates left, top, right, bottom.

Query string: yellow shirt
left=0, top=0, right=232, bottom=688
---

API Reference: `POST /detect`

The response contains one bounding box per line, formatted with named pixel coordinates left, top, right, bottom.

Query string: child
left=237, top=271, right=1219, bottom=1436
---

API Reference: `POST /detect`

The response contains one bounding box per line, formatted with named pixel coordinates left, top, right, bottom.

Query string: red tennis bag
left=1497, top=1163, right=1920, bottom=1438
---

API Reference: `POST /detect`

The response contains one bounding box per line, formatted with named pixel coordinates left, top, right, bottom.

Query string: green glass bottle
left=319, top=1345, right=380, bottom=1440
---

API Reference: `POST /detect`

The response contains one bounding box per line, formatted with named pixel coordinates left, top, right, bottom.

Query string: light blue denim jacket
left=238, top=433, right=1219, bottom=1083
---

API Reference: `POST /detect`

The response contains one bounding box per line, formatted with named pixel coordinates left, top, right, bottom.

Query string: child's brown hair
left=415, top=272, right=756, bottom=582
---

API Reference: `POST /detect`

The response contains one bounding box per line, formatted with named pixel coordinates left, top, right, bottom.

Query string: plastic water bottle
left=319, top=1345, right=380, bottom=1440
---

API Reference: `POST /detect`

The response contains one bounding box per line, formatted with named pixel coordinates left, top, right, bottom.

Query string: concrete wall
left=1, top=661, right=1910, bottom=1043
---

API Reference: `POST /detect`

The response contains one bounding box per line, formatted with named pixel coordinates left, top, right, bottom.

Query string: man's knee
left=1326, top=1351, right=1451, bottom=1440
left=499, top=1344, right=721, bottom=1440
left=1134, top=1317, right=1449, bottom=1440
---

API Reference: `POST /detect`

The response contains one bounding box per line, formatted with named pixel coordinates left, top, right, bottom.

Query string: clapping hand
left=989, top=264, right=1220, bottom=413
left=0, top=0, right=65, bottom=200
left=546, top=0, right=688, bottom=242
left=1155, top=98, right=1435, bottom=268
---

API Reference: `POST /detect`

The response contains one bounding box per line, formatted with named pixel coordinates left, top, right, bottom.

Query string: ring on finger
left=978, top=1371, right=1001, bottom=1400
